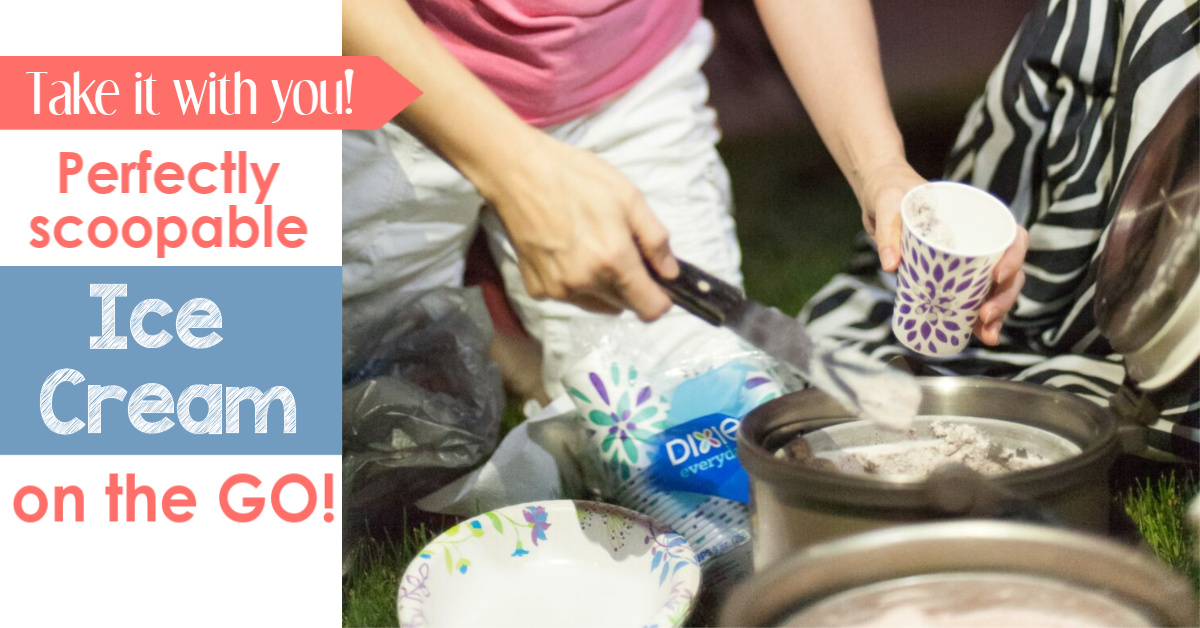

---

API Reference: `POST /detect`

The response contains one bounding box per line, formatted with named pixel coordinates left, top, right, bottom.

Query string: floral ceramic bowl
left=397, top=500, right=700, bottom=628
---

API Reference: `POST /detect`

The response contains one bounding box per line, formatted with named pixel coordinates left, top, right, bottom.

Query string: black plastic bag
left=342, top=286, right=504, bottom=512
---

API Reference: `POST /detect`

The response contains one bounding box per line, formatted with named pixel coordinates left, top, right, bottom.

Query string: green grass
left=1125, top=471, right=1199, bottom=590
left=498, top=396, right=526, bottom=436
left=343, top=524, right=436, bottom=627
left=721, top=132, right=862, bottom=315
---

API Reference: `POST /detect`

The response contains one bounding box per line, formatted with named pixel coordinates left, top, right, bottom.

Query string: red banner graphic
left=0, top=56, right=421, bottom=130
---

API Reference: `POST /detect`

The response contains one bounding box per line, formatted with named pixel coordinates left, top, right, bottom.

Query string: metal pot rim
left=719, top=520, right=1198, bottom=627
left=738, top=377, right=1120, bottom=509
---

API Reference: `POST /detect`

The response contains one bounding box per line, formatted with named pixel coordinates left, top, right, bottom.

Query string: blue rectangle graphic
left=0, top=266, right=340, bottom=455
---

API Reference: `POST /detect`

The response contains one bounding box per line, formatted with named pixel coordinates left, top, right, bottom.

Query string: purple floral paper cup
left=892, top=182, right=1017, bottom=357
left=562, top=353, right=670, bottom=491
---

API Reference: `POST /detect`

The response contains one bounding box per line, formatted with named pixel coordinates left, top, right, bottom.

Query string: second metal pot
left=719, top=520, right=1198, bottom=627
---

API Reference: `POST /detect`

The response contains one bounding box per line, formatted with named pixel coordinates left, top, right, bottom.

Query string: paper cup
left=563, top=352, right=671, bottom=491
left=892, top=182, right=1017, bottom=356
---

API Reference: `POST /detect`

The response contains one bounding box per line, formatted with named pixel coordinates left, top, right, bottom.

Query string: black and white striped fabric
left=802, top=0, right=1199, bottom=460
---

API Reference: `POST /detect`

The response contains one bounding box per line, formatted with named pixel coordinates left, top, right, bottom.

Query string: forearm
left=342, top=0, right=677, bottom=319
left=755, top=0, right=906, bottom=195
left=342, top=0, right=539, bottom=199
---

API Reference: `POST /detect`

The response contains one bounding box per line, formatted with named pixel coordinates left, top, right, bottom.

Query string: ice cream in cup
left=892, top=182, right=1017, bottom=357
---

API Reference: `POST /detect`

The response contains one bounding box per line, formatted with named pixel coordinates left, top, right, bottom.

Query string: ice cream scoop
left=649, top=258, right=921, bottom=430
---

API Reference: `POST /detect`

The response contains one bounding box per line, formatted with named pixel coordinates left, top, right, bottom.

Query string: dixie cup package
left=561, top=320, right=796, bottom=604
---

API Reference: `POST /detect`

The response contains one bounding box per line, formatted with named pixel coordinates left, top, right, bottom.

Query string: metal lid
left=1094, top=77, right=1200, bottom=389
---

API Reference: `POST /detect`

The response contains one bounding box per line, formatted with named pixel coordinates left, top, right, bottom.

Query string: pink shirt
left=412, top=0, right=701, bottom=127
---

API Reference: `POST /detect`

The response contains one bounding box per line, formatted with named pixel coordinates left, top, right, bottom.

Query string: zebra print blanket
left=802, top=0, right=1199, bottom=460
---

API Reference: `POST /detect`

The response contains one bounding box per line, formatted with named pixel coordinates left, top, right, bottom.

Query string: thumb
left=875, top=201, right=903, bottom=272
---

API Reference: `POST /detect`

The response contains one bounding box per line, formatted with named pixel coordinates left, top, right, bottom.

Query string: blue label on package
left=645, top=412, right=749, bottom=503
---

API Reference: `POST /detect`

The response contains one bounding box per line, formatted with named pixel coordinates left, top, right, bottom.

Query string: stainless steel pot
left=738, top=377, right=1121, bottom=568
left=719, top=520, right=1198, bottom=627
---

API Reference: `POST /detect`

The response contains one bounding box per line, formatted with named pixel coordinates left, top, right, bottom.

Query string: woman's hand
left=856, top=159, right=1029, bottom=346
left=975, top=226, right=1028, bottom=345
left=478, top=132, right=679, bottom=322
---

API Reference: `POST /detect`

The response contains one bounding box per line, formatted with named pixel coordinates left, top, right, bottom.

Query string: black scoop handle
left=646, top=258, right=745, bottom=326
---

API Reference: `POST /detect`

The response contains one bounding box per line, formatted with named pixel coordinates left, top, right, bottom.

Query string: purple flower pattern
left=523, top=506, right=551, bottom=546
left=568, top=363, right=668, bottom=481
left=892, top=229, right=995, bottom=356
left=397, top=562, right=431, bottom=627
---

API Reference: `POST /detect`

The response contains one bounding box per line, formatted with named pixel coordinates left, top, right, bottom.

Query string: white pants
left=342, top=20, right=744, bottom=398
